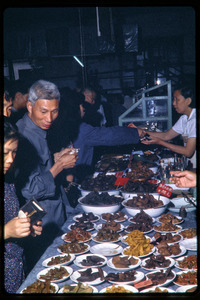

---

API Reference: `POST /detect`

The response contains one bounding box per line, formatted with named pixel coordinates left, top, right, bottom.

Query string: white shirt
left=172, top=108, right=196, bottom=168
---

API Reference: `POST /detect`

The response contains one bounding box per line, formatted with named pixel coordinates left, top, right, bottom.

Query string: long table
left=17, top=204, right=197, bottom=294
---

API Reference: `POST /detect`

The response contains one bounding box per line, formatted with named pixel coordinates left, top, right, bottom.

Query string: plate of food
left=20, top=281, right=59, bottom=294
left=105, top=269, right=144, bottom=285
left=57, top=242, right=90, bottom=255
left=151, top=232, right=183, bottom=245
left=175, top=255, right=197, bottom=270
left=155, top=243, right=186, bottom=258
left=153, top=223, right=182, bottom=233
left=58, top=283, right=98, bottom=293
left=176, top=285, right=197, bottom=293
left=173, top=270, right=197, bottom=286
left=73, top=213, right=100, bottom=223
left=73, top=254, right=107, bottom=268
left=68, top=222, right=95, bottom=231
left=94, top=222, right=124, bottom=233
left=91, top=231, right=121, bottom=243
left=90, top=243, right=123, bottom=256
left=141, top=255, right=175, bottom=271
left=124, top=223, right=153, bottom=234
left=101, top=212, right=128, bottom=222
left=37, top=266, right=73, bottom=283
left=145, top=269, right=176, bottom=287
left=140, top=286, right=175, bottom=293
left=70, top=267, right=107, bottom=285
left=179, top=228, right=196, bottom=239
left=122, top=245, right=155, bottom=258
left=156, top=213, right=183, bottom=225
left=42, top=253, right=75, bottom=267
left=107, top=255, right=141, bottom=271
left=61, top=229, right=92, bottom=243
left=99, top=284, right=138, bottom=293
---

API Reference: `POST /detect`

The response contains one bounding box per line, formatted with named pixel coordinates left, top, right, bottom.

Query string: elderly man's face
left=27, top=99, right=59, bottom=130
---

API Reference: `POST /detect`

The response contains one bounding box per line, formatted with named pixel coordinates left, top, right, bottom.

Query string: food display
left=175, top=255, right=197, bottom=270
left=142, top=255, right=172, bottom=270
left=127, top=161, right=154, bottom=180
left=174, top=270, right=197, bottom=286
left=95, top=157, right=128, bottom=172
left=79, top=191, right=122, bottom=206
left=74, top=212, right=99, bottom=222
left=102, top=211, right=127, bottom=222
left=60, top=283, right=94, bottom=293
left=125, top=194, right=164, bottom=209
left=45, top=254, right=72, bottom=267
left=179, top=228, right=196, bottom=239
left=111, top=255, right=139, bottom=269
left=80, top=174, right=118, bottom=191
left=157, top=213, right=183, bottom=224
left=58, top=242, right=89, bottom=255
left=19, top=149, right=197, bottom=295
left=92, top=229, right=120, bottom=242
left=153, top=232, right=182, bottom=244
left=123, top=230, right=154, bottom=257
left=154, top=222, right=182, bottom=233
left=21, top=280, right=58, bottom=293
left=62, top=228, right=91, bottom=243
left=121, top=180, right=157, bottom=193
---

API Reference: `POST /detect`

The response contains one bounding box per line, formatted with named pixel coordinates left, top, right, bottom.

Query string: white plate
left=168, top=205, right=196, bottom=213
left=125, top=225, right=153, bottom=235
left=37, top=266, right=73, bottom=283
left=155, top=244, right=186, bottom=258
left=101, top=214, right=128, bottom=222
left=57, top=243, right=90, bottom=255
left=73, top=213, right=100, bottom=223
left=145, top=269, right=176, bottom=287
left=42, top=253, right=75, bottom=267
left=156, top=215, right=183, bottom=225
left=175, top=255, right=197, bottom=270
left=141, top=256, right=175, bottom=271
left=107, top=270, right=144, bottom=285
left=94, top=223, right=124, bottom=233
left=128, top=216, right=156, bottom=223
left=70, top=268, right=107, bottom=285
left=173, top=270, right=197, bottom=286
left=58, top=284, right=98, bottom=293
left=141, top=286, right=175, bottom=293
left=99, top=284, right=138, bottom=293
left=164, top=183, right=189, bottom=191
left=68, top=223, right=95, bottom=231
left=90, top=243, right=123, bottom=256
left=176, top=285, right=197, bottom=293
left=74, top=254, right=107, bottom=268
left=61, top=233, right=91, bottom=243
left=180, top=237, right=197, bottom=251
left=20, top=282, right=59, bottom=294
left=122, top=246, right=155, bottom=258
left=153, top=224, right=182, bottom=233
left=107, top=255, right=141, bottom=271
left=91, top=232, right=121, bottom=243
left=150, top=233, right=183, bottom=245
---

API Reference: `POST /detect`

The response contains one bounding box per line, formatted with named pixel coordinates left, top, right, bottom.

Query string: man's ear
left=186, top=97, right=192, bottom=106
left=26, top=101, right=32, bottom=114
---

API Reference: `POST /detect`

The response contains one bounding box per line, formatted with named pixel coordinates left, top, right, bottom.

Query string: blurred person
left=4, top=120, right=42, bottom=293
left=3, top=77, right=13, bottom=118
left=14, top=80, right=78, bottom=273
left=170, top=170, right=196, bottom=188
left=129, top=86, right=196, bottom=168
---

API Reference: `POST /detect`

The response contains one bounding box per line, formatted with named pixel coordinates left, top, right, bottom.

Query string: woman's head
left=4, top=121, right=20, bottom=174
left=173, top=86, right=195, bottom=115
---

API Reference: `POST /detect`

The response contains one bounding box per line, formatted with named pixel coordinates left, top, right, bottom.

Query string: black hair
left=4, top=120, right=20, bottom=144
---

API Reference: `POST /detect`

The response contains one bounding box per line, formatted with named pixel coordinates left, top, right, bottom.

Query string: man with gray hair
left=15, top=80, right=78, bottom=273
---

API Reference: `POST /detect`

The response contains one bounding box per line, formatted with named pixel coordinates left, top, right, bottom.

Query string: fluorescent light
left=73, top=56, right=84, bottom=67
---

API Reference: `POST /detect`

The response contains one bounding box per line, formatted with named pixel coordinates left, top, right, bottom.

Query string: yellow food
left=123, top=230, right=153, bottom=256
left=105, top=284, right=133, bottom=293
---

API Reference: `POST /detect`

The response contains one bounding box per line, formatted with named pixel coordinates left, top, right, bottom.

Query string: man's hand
left=4, top=217, right=31, bottom=239
left=31, top=220, right=43, bottom=237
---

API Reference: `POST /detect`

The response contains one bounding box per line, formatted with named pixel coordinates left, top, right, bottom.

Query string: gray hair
left=28, top=80, right=60, bottom=105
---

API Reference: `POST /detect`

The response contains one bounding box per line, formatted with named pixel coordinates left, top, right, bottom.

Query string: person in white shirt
left=129, top=86, right=196, bottom=168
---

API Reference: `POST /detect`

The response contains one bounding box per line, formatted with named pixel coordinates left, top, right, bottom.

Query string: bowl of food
left=122, top=194, right=170, bottom=218
left=78, top=192, right=122, bottom=215
left=169, top=194, right=196, bottom=208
